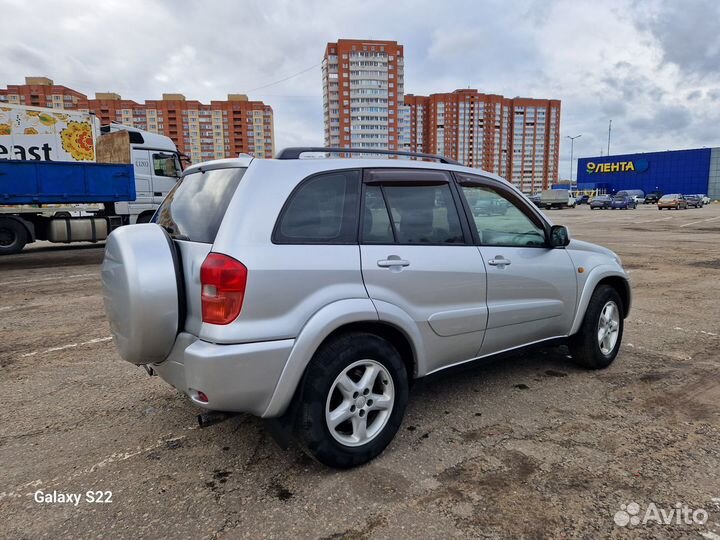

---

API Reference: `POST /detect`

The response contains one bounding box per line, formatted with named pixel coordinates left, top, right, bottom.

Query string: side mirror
left=550, top=225, right=571, bottom=247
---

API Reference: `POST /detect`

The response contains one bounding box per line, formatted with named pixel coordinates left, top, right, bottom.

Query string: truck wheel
left=0, top=218, right=28, bottom=255
left=569, top=285, right=624, bottom=369
left=295, top=332, right=408, bottom=468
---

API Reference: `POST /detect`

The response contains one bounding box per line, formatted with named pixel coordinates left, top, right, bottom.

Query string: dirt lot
left=1, top=204, right=719, bottom=539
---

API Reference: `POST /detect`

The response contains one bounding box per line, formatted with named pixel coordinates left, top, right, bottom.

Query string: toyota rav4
left=102, top=148, right=631, bottom=468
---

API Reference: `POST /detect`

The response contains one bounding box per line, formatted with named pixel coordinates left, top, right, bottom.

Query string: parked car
left=644, top=191, right=663, bottom=204
left=698, top=194, right=711, bottom=205
left=473, top=197, right=509, bottom=216
left=658, top=194, right=688, bottom=210
left=611, top=195, right=637, bottom=210
left=590, top=195, right=613, bottom=210
left=528, top=194, right=542, bottom=207
left=575, top=194, right=590, bottom=205
left=616, top=190, right=645, bottom=204
left=685, top=195, right=703, bottom=208
left=632, top=195, right=646, bottom=204
left=102, top=148, right=631, bottom=468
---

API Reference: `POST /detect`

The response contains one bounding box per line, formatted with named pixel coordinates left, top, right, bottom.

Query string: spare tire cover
left=102, top=224, right=180, bottom=365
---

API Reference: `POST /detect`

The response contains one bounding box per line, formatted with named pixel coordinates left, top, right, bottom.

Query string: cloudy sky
left=2, top=0, right=719, bottom=178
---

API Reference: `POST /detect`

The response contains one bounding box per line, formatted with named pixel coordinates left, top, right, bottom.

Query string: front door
left=131, top=149, right=152, bottom=204
left=456, top=176, right=577, bottom=356
left=359, top=168, right=488, bottom=375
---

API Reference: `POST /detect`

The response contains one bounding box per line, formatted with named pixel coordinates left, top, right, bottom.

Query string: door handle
left=377, top=256, right=410, bottom=268
left=488, top=257, right=511, bottom=267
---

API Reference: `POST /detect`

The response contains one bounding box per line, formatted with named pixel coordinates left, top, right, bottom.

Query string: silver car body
left=103, top=156, right=631, bottom=418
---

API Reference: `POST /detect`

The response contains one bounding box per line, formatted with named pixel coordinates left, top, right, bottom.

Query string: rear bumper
left=152, top=332, right=294, bottom=417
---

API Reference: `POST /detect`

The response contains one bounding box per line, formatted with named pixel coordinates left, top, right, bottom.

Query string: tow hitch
left=197, top=411, right=236, bottom=428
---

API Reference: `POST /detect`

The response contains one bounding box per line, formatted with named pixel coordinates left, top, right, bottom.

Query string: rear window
left=153, top=167, right=246, bottom=243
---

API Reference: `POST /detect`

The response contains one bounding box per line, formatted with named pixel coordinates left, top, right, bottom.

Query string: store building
left=576, top=148, right=720, bottom=199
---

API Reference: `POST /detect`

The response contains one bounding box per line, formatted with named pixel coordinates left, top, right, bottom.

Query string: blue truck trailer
left=0, top=103, right=182, bottom=255
left=0, top=160, right=136, bottom=255
left=0, top=160, right=136, bottom=204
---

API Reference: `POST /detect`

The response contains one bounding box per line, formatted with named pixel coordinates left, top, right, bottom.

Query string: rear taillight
left=200, top=253, right=248, bottom=325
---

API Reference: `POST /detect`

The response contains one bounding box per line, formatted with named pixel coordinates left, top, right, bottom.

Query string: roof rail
left=275, top=147, right=461, bottom=165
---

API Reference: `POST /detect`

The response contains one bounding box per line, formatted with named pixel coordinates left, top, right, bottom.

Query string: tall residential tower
left=322, top=40, right=404, bottom=152
left=404, top=90, right=560, bottom=192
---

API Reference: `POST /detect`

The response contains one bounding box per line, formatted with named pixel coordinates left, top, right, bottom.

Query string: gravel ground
left=1, top=204, right=719, bottom=539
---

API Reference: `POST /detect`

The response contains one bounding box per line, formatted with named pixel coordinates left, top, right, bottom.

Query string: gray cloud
left=630, top=105, right=692, bottom=133
left=640, top=0, right=720, bottom=77
left=0, top=0, right=719, bottom=171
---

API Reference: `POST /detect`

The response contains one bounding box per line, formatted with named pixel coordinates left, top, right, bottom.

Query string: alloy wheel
left=597, top=301, right=620, bottom=355
left=325, top=359, right=395, bottom=447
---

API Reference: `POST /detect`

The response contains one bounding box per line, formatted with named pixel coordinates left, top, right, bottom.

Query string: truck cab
left=101, top=124, right=182, bottom=223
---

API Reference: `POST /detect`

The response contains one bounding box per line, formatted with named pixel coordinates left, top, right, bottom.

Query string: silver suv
left=102, top=148, right=631, bottom=468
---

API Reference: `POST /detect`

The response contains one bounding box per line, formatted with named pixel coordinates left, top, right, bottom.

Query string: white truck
left=540, top=188, right=576, bottom=209
left=0, top=103, right=183, bottom=254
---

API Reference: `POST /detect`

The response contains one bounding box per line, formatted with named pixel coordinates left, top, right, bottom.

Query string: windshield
left=153, top=167, right=246, bottom=243
left=660, top=195, right=676, bottom=201
left=613, top=196, right=625, bottom=201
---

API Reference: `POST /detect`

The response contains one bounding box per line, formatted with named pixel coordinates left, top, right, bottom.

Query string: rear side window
left=153, top=167, right=245, bottom=243
left=273, top=170, right=360, bottom=244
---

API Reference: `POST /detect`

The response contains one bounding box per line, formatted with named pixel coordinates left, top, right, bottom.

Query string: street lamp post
left=566, top=134, right=582, bottom=183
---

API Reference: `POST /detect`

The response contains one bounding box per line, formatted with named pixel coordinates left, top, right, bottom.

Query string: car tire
left=569, top=285, right=624, bottom=370
left=295, top=332, right=409, bottom=469
left=0, top=218, right=28, bottom=255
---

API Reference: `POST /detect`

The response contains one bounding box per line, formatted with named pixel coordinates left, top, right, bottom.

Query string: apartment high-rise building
left=323, top=39, right=404, bottom=152
left=404, top=90, right=560, bottom=193
left=0, top=77, right=274, bottom=163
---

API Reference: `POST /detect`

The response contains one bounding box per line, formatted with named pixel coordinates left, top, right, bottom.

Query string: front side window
left=460, top=183, right=546, bottom=247
left=274, top=170, right=360, bottom=244
left=153, top=153, right=181, bottom=178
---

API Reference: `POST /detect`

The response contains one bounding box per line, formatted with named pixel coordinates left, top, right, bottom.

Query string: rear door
left=455, top=173, right=577, bottom=356
left=359, top=168, right=488, bottom=374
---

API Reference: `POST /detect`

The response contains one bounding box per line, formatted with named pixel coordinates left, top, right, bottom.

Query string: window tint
left=153, top=167, right=245, bottom=243
left=274, top=170, right=359, bottom=244
left=461, top=185, right=546, bottom=247
left=375, top=183, right=463, bottom=244
left=153, top=153, right=181, bottom=178
left=362, top=185, right=394, bottom=243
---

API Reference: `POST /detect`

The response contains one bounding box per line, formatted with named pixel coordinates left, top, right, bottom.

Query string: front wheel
left=0, top=218, right=28, bottom=255
left=295, top=333, right=408, bottom=468
left=569, top=285, right=624, bottom=369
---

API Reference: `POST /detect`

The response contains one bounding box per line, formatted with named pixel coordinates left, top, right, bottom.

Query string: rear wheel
left=0, top=218, right=28, bottom=255
left=569, top=285, right=624, bottom=369
left=295, top=333, right=408, bottom=468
